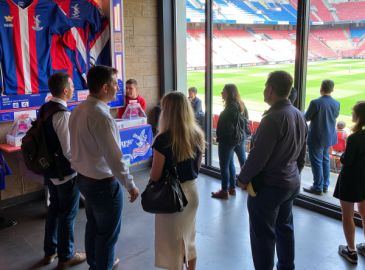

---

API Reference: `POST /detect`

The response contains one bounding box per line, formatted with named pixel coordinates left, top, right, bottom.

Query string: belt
left=79, top=173, right=117, bottom=182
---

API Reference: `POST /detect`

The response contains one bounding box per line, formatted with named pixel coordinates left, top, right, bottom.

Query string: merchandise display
left=0, top=0, right=121, bottom=123
left=115, top=101, right=147, bottom=129
left=0, top=0, right=80, bottom=95
left=6, top=114, right=35, bottom=146
left=51, top=0, right=111, bottom=90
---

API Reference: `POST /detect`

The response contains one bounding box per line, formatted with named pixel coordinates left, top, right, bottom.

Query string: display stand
left=0, top=144, right=19, bottom=229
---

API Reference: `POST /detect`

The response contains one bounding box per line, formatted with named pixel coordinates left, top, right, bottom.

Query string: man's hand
left=237, top=180, right=247, bottom=190
left=128, top=187, right=139, bottom=203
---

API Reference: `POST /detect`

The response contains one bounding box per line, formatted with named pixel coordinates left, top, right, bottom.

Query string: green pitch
left=187, top=59, right=365, bottom=119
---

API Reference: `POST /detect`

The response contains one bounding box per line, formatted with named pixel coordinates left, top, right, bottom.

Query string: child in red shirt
left=117, top=79, right=146, bottom=118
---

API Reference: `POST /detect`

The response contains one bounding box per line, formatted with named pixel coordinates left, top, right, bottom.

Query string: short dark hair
left=267, top=70, right=293, bottom=98
left=48, top=73, right=71, bottom=97
left=188, top=87, right=197, bottom=93
left=321, top=80, right=334, bottom=94
left=87, top=65, right=118, bottom=94
left=126, top=79, right=137, bottom=87
left=337, top=121, right=346, bottom=130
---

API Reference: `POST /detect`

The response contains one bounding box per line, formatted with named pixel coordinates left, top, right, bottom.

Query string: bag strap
left=172, top=156, right=179, bottom=181
left=42, top=104, right=69, bottom=122
left=40, top=103, right=69, bottom=181
left=54, top=146, right=64, bottom=181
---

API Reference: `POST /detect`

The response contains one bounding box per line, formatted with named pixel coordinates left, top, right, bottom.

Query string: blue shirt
left=304, top=95, right=340, bottom=148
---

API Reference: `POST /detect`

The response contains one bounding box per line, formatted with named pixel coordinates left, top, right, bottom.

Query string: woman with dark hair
left=212, top=84, right=248, bottom=199
left=334, top=101, right=365, bottom=264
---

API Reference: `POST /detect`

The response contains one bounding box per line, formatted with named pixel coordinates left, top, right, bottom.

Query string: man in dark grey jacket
left=237, top=71, right=308, bottom=270
left=188, top=87, right=204, bottom=127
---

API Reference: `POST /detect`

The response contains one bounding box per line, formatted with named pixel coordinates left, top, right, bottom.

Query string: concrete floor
left=1, top=168, right=365, bottom=270
left=210, top=143, right=343, bottom=207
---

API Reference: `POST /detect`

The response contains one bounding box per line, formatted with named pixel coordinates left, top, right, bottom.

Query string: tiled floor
left=0, top=168, right=364, bottom=270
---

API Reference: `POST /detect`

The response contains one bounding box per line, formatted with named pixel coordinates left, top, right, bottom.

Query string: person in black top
left=150, top=91, right=205, bottom=270
left=288, top=87, right=297, bottom=105
left=212, top=84, right=247, bottom=199
left=334, top=101, right=365, bottom=264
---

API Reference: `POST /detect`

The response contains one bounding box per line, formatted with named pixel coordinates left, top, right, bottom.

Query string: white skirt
left=155, top=179, right=199, bottom=270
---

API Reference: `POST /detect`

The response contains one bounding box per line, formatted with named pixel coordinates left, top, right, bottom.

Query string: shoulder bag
left=141, top=157, right=188, bottom=214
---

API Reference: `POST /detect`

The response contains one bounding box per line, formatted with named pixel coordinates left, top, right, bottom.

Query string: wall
left=0, top=0, right=159, bottom=200
left=110, top=0, right=160, bottom=125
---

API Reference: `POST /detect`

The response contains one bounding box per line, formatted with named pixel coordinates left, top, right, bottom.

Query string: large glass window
left=208, top=0, right=298, bottom=170
left=300, top=1, right=365, bottom=206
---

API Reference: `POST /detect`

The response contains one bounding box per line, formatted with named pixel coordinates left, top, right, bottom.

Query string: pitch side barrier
left=187, top=57, right=365, bottom=71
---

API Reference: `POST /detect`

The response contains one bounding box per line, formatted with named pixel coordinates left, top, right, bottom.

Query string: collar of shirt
left=264, top=99, right=291, bottom=116
left=87, top=96, right=110, bottom=112
left=321, top=95, right=332, bottom=98
left=50, top=96, right=67, bottom=107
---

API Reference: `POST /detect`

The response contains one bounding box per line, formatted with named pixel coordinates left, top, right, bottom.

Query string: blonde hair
left=351, top=101, right=365, bottom=135
left=155, top=92, right=205, bottom=162
left=223, top=84, right=245, bottom=113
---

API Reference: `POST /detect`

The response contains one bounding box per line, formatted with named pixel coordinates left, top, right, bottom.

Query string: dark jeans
left=77, top=175, right=123, bottom=270
left=247, top=186, right=300, bottom=270
left=218, top=140, right=246, bottom=191
left=44, top=177, right=80, bottom=262
left=308, top=145, right=330, bottom=191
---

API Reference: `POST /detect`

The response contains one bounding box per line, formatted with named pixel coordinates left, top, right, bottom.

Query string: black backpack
left=21, top=104, right=69, bottom=180
left=228, top=109, right=246, bottom=146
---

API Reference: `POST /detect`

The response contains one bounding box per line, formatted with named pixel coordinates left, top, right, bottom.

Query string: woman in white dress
left=150, top=91, right=205, bottom=270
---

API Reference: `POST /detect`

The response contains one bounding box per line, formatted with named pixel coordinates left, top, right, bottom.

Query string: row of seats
left=187, top=0, right=365, bottom=23
left=333, top=1, right=365, bottom=21
left=311, top=28, right=347, bottom=41
left=250, top=1, right=296, bottom=21
left=187, top=27, right=365, bottom=67
left=349, top=28, right=365, bottom=39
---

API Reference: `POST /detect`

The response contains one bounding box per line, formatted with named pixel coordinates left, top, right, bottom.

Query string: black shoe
left=356, top=243, right=365, bottom=257
left=303, top=186, right=323, bottom=196
left=323, top=189, right=328, bottom=193
left=339, top=245, right=358, bottom=264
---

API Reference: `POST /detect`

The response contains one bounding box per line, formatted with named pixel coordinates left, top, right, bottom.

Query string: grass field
left=187, top=59, right=365, bottom=122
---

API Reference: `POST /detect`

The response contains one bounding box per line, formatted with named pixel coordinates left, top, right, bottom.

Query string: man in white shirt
left=69, top=65, right=139, bottom=270
left=43, top=73, right=86, bottom=269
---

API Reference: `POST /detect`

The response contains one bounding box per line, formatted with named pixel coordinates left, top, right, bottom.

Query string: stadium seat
left=252, top=121, right=260, bottom=132
left=333, top=1, right=365, bottom=21
left=213, top=114, right=219, bottom=130
left=329, top=147, right=342, bottom=173
left=333, top=138, right=346, bottom=153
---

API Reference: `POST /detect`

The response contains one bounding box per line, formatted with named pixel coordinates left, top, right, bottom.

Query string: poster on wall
left=110, top=0, right=125, bottom=96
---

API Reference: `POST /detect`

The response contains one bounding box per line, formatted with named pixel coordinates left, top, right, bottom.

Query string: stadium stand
left=310, top=0, right=335, bottom=22
left=276, top=29, right=293, bottom=39
left=308, top=34, right=339, bottom=58
left=333, top=1, right=365, bottom=21
left=350, top=28, right=365, bottom=38
left=254, top=29, right=286, bottom=39
left=250, top=1, right=296, bottom=21
left=186, top=0, right=365, bottom=66
left=311, top=28, right=347, bottom=41
left=225, top=0, right=267, bottom=21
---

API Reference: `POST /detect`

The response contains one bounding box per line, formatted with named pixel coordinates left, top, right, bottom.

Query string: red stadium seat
left=333, top=138, right=346, bottom=153
left=213, top=114, right=219, bottom=130
left=253, top=121, right=260, bottom=132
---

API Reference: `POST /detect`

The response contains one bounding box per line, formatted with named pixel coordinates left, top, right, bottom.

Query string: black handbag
left=141, top=157, right=188, bottom=214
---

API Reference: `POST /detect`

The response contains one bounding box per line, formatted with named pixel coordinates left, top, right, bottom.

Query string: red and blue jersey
left=51, top=0, right=110, bottom=89
left=0, top=0, right=78, bottom=95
